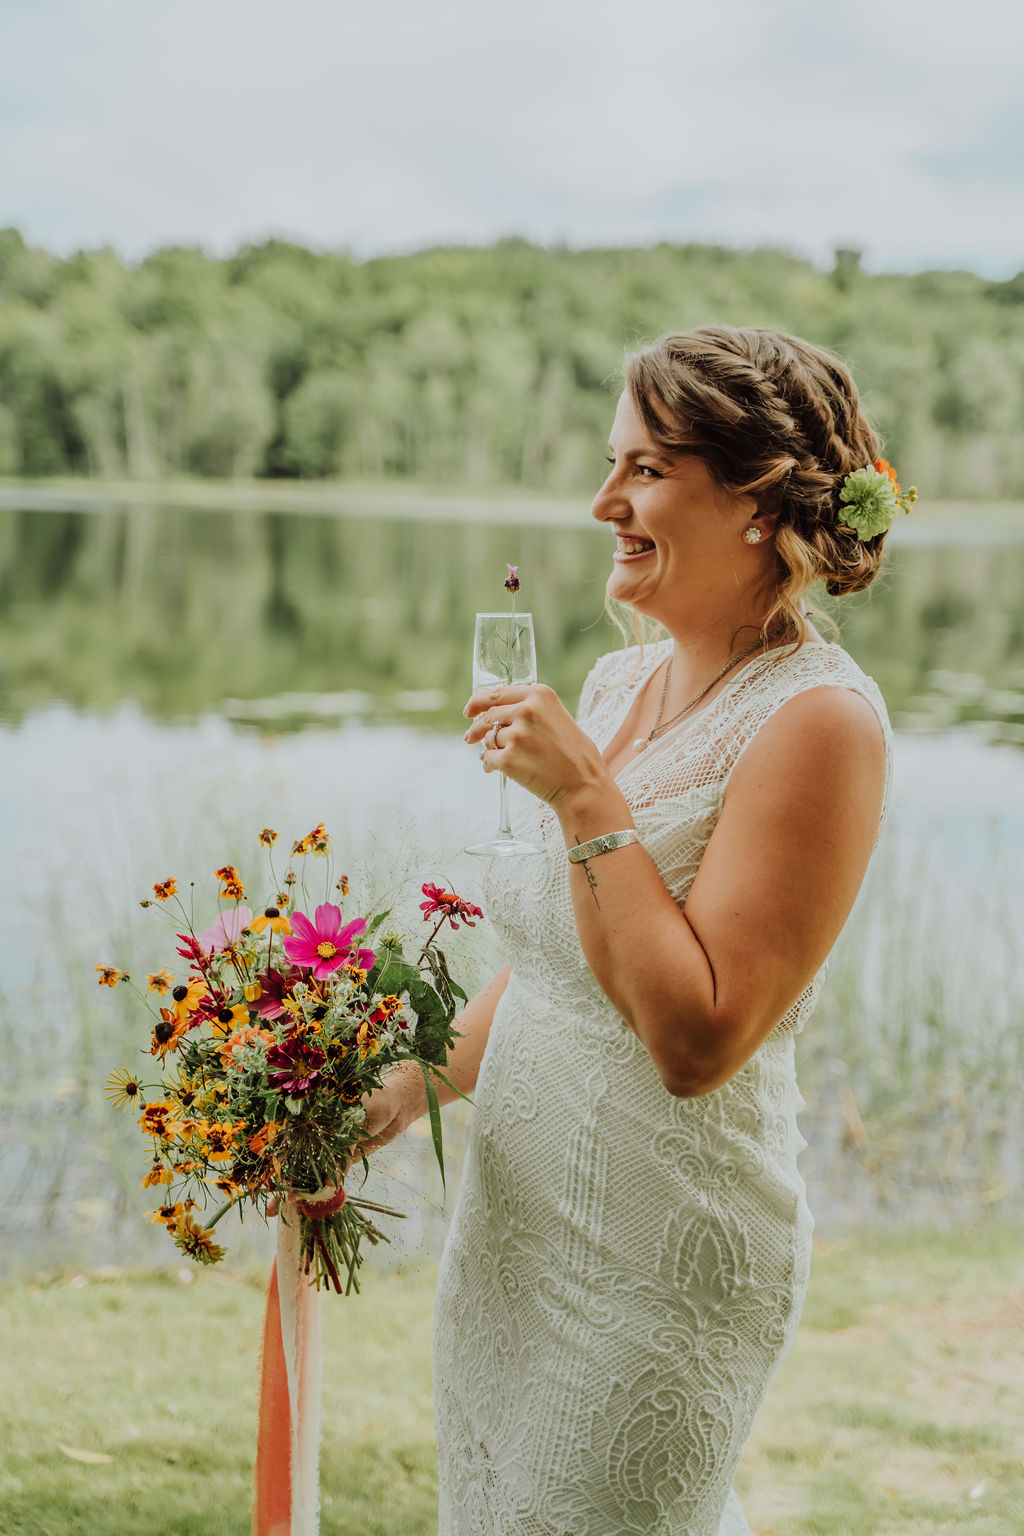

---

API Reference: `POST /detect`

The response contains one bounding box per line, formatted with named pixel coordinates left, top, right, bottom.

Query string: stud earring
left=743, top=526, right=762, bottom=544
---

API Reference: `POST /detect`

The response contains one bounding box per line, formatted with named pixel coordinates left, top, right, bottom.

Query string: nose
left=591, top=470, right=626, bottom=527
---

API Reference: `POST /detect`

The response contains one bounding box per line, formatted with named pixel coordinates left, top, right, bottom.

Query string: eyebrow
left=606, top=446, right=674, bottom=465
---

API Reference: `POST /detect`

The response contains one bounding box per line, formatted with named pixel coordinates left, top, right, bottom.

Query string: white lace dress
left=433, top=639, right=892, bottom=1536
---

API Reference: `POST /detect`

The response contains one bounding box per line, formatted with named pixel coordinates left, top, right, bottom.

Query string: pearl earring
left=743, top=526, right=762, bottom=544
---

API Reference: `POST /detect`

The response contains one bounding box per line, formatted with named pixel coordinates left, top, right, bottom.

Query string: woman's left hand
left=463, top=683, right=611, bottom=812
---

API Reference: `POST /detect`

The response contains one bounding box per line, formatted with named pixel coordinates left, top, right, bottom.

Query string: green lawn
left=1, top=1224, right=1021, bottom=1536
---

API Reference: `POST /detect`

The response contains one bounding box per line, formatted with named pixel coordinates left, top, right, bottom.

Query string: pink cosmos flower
left=194, top=907, right=252, bottom=956
left=281, top=904, right=375, bottom=981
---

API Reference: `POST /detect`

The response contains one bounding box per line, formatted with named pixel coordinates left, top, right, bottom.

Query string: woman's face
left=592, top=391, right=763, bottom=630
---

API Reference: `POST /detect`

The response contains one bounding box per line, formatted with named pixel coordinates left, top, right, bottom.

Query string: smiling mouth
left=615, top=535, right=656, bottom=558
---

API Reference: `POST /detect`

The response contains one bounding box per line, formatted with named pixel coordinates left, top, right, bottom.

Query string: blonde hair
left=618, top=324, right=885, bottom=647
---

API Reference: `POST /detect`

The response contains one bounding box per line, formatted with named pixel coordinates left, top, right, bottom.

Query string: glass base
left=465, top=833, right=545, bottom=858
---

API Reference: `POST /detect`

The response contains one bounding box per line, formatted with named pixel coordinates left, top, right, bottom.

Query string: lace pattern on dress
left=433, top=640, right=892, bottom=1536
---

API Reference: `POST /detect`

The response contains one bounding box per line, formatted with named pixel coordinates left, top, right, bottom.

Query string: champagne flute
left=465, top=611, right=544, bottom=857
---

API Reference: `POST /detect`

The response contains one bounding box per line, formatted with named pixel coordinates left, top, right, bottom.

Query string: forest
left=1, top=227, right=1022, bottom=496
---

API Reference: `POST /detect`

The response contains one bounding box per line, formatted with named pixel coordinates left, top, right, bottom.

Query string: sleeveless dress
left=433, top=639, right=893, bottom=1536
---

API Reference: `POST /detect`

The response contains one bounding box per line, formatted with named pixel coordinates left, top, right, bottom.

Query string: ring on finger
left=487, top=722, right=505, bottom=751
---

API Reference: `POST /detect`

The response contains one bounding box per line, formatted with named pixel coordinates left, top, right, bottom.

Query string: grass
left=1, top=1224, right=1021, bottom=1536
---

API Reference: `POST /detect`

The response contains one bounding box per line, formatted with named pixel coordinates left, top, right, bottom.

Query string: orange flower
left=199, top=1119, right=246, bottom=1162
left=147, top=969, right=174, bottom=995
left=153, top=878, right=178, bottom=902
left=138, top=1101, right=181, bottom=1138
left=142, top=1162, right=174, bottom=1188
left=259, top=828, right=278, bottom=847
left=172, top=1213, right=225, bottom=1264
left=208, top=1174, right=243, bottom=1201
left=247, top=1122, right=281, bottom=1155
left=872, top=457, right=901, bottom=492
left=220, top=1025, right=275, bottom=1070
left=147, top=1198, right=196, bottom=1229
left=94, top=964, right=124, bottom=988
left=150, top=1008, right=189, bottom=1059
left=215, top=865, right=247, bottom=901
left=291, top=822, right=331, bottom=857
left=275, top=891, right=290, bottom=908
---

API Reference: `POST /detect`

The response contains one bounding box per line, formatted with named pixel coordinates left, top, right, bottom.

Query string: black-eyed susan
left=147, top=969, right=174, bottom=995
left=104, top=1067, right=142, bottom=1111
left=150, top=1008, right=189, bottom=1059
left=152, top=878, right=178, bottom=902
left=170, top=978, right=206, bottom=1015
left=94, top=964, right=124, bottom=988
left=210, top=1002, right=249, bottom=1037
left=142, top=1162, right=174, bottom=1188
left=172, top=1213, right=225, bottom=1264
left=249, top=906, right=291, bottom=937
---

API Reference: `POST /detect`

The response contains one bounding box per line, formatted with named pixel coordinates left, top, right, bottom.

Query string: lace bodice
left=432, top=639, right=892, bottom=1536
left=489, top=638, right=892, bottom=1038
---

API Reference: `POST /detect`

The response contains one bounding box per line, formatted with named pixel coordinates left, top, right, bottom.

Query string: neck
left=658, top=606, right=801, bottom=701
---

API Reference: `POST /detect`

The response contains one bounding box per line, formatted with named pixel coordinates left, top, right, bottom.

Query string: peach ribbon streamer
left=252, top=1187, right=346, bottom=1536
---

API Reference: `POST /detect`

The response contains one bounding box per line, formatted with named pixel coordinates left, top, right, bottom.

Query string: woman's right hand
left=356, top=1064, right=425, bottom=1161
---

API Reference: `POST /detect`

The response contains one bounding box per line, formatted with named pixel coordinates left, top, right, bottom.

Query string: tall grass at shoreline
left=1, top=720, right=1020, bottom=1284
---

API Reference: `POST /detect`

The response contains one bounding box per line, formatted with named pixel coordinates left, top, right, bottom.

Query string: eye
left=635, top=464, right=661, bottom=479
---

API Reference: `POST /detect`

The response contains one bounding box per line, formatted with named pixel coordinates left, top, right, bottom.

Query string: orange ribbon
left=252, top=1188, right=344, bottom=1536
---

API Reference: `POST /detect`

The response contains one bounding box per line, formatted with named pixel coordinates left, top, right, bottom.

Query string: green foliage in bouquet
left=97, top=828, right=481, bottom=1292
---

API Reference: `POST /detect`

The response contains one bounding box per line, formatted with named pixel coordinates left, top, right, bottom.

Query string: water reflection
left=1, top=500, right=1023, bottom=1274
left=2, top=504, right=1023, bottom=738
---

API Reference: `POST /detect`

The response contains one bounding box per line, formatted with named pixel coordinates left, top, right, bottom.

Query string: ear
left=750, top=491, right=783, bottom=540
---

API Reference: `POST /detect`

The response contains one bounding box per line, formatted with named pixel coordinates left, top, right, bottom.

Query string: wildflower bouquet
left=99, top=824, right=481, bottom=1293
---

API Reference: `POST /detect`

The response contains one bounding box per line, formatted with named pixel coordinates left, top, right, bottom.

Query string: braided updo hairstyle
left=623, top=325, right=886, bottom=645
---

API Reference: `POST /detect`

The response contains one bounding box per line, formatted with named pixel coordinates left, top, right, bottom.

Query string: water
left=1, top=498, right=1023, bottom=1275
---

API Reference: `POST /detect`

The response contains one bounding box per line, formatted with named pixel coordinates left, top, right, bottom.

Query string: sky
left=1, top=0, right=1022, bottom=276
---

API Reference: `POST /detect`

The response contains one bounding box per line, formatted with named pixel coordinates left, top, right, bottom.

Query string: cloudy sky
left=2, top=0, right=1022, bottom=275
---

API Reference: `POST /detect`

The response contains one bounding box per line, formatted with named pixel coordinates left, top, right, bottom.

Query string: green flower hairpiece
left=837, top=459, right=917, bottom=542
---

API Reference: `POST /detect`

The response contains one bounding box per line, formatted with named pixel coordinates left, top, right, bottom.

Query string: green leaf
left=420, top=1062, right=445, bottom=1198
left=363, top=909, right=390, bottom=940
left=422, top=1063, right=474, bottom=1108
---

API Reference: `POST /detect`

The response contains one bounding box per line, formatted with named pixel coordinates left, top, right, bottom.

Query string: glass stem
left=498, top=772, right=513, bottom=838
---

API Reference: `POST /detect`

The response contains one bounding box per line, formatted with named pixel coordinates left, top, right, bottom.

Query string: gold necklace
left=632, top=640, right=765, bottom=753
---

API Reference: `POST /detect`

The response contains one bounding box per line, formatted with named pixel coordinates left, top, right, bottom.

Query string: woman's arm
left=358, top=963, right=511, bottom=1154
left=466, top=683, right=885, bottom=1097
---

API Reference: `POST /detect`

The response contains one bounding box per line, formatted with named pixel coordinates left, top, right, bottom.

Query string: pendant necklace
left=632, top=640, right=765, bottom=753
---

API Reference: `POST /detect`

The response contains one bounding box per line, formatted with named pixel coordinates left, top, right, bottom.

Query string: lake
left=1, top=494, right=1023, bottom=1278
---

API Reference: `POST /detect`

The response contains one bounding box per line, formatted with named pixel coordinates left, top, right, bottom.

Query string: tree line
left=1, top=228, right=1022, bottom=496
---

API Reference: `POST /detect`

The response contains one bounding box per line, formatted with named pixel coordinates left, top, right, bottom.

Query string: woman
left=363, top=325, right=899, bottom=1535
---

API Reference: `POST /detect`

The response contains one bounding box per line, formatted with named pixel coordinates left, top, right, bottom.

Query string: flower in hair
left=837, top=458, right=917, bottom=542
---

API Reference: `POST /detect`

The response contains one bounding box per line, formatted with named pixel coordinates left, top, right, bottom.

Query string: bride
left=362, top=324, right=897, bottom=1535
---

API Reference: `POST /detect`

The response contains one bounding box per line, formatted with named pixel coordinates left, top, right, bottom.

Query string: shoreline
left=1, top=476, right=1023, bottom=539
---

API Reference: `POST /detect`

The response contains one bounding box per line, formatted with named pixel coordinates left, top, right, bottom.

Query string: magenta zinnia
left=266, top=1037, right=326, bottom=1096
left=282, top=904, right=375, bottom=981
